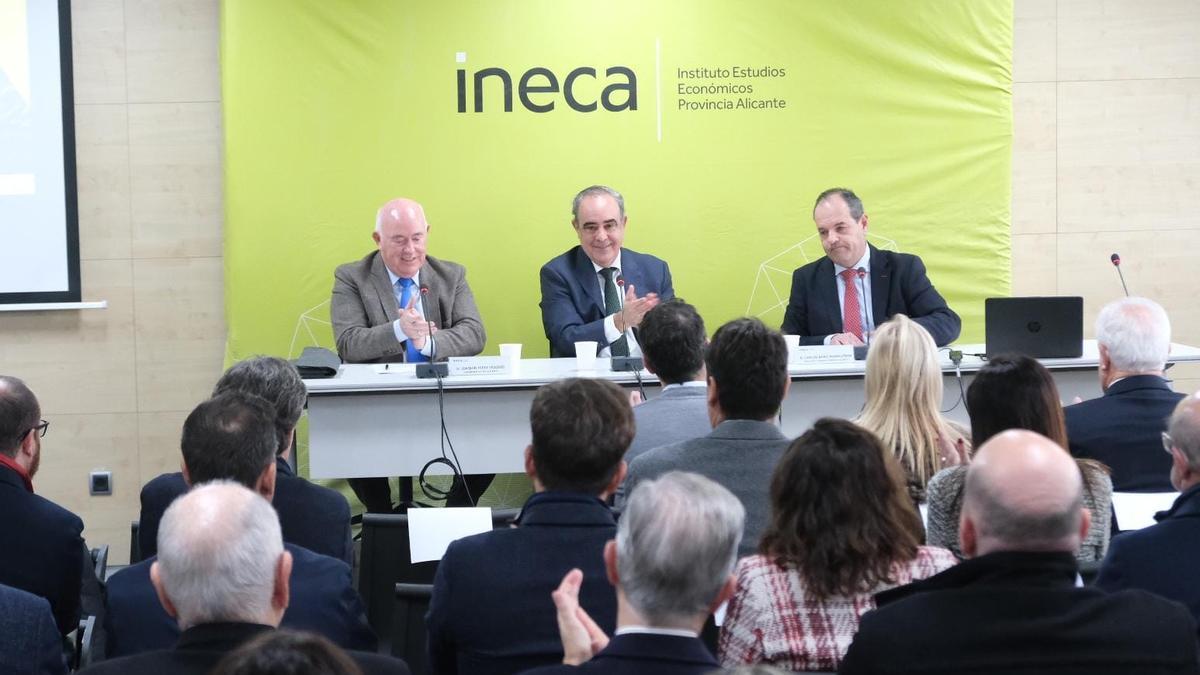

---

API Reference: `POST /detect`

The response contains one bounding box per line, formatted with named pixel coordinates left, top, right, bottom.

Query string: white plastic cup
left=574, top=341, right=598, bottom=371
left=499, top=343, right=522, bottom=371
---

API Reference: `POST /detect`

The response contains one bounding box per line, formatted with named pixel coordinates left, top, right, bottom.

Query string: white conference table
left=304, top=340, right=1200, bottom=479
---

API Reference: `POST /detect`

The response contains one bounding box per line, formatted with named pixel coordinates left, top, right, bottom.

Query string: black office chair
left=389, top=583, right=434, bottom=673
left=129, top=520, right=141, bottom=564
left=359, top=507, right=521, bottom=640
left=74, top=615, right=97, bottom=670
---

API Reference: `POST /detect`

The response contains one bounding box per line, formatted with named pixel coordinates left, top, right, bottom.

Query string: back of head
left=618, top=471, right=744, bottom=626
left=761, top=418, right=922, bottom=599
left=706, top=318, right=789, bottom=420
left=638, top=300, right=706, bottom=385
left=213, top=356, right=307, bottom=455
left=212, top=630, right=363, bottom=675
left=1168, top=395, right=1200, bottom=471
left=157, top=481, right=284, bottom=629
left=530, top=378, right=633, bottom=494
left=0, top=375, right=39, bottom=457
left=966, top=354, right=1068, bottom=448
left=962, top=430, right=1085, bottom=555
left=1095, top=297, right=1171, bottom=373
left=858, top=315, right=946, bottom=488
left=181, top=391, right=278, bottom=487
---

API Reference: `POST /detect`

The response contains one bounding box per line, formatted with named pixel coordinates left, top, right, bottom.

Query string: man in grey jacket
left=620, top=317, right=791, bottom=556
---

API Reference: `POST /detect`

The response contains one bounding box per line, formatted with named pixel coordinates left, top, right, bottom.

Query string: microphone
left=418, top=285, right=435, bottom=360
left=1110, top=253, right=1130, bottom=297
left=855, top=268, right=872, bottom=345
left=414, top=285, right=448, bottom=379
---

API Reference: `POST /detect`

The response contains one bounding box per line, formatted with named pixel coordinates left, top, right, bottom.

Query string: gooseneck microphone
left=419, top=285, right=436, bottom=360
left=1110, top=253, right=1130, bottom=297
left=855, top=268, right=872, bottom=346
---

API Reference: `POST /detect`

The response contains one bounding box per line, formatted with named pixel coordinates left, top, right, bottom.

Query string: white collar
left=662, top=381, right=707, bottom=392
left=833, top=248, right=871, bottom=276
left=615, top=626, right=699, bottom=639
left=385, top=266, right=421, bottom=288
left=591, top=250, right=624, bottom=275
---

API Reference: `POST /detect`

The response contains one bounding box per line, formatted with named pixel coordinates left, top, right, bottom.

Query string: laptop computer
left=985, top=297, right=1083, bottom=359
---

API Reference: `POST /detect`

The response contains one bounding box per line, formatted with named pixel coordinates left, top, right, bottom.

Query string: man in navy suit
left=781, top=188, right=960, bottom=347
left=0, top=375, right=85, bottom=637
left=1096, top=394, right=1200, bottom=631
left=85, top=483, right=405, bottom=675
left=540, top=185, right=674, bottom=358
left=106, top=392, right=375, bottom=657
left=0, top=582, right=66, bottom=675
left=1066, top=297, right=1184, bottom=493
left=427, top=378, right=633, bottom=675
left=524, top=472, right=743, bottom=675
left=138, top=357, right=353, bottom=564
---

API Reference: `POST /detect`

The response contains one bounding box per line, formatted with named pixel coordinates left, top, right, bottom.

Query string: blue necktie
left=397, top=278, right=429, bottom=363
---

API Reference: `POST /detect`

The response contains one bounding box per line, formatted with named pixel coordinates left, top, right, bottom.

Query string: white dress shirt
left=824, top=248, right=876, bottom=345
left=591, top=252, right=642, bottom=358
left=385, top=267, right=433, bottom=357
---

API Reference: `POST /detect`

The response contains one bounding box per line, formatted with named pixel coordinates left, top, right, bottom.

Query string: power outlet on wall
left=89, top=471, right=112, bottom=496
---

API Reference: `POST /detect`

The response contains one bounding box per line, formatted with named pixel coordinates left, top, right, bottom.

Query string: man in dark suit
left=139, top=356, right=352, bottom=564
left=1066, top=297, right=1183, bottom=492
left=427, top=378, right=632, bottom=675
left=621, top=318, right=790, bottom=557
left=840, top=429, right=1200, bottom=675
left=0, top=375, right=84, bottom=636
left=1096, top=394, right=1200, bottom=631
left=83, top=482, right=406, bottom=675
left=331, top=197, right=489, bottom=510
left=524, top=472, right=743, bottom=675
left=624, top=301, right=710, bottom=466
left=781, top=188, right=960, bottom=346
left=540, top=185, right=674, bottom=358
left=0, top=582, right=66, bottom=675
left=105, top=392, right=376, bottom=657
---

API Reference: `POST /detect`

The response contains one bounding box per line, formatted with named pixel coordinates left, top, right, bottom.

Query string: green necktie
left=601, top=267, right=629, bottom=356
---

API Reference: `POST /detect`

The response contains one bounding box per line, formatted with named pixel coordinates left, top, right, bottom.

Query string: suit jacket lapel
left=869, top=245, right=890, bottom=323
left=815, top=258, right=840, bottom=330
left=419, top=260, right=444, bottom=327
left=572, top=247, right=605, bottom=316
left=369, top=254, right=399, bottom=322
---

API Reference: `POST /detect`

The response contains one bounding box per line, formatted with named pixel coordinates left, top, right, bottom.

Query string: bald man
left=841, top=430, right=1199, bottom=675
left=332, top=197, right=485, bottom=364
left=331, top=198, right=490, bottom=511
left=1097, top=394, right=1200, bottom=635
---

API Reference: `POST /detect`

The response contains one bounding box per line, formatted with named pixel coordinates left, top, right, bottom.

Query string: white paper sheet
left=408, top=507, right=494, bottom=563
left=1111, top=492, right=1179, bottom=531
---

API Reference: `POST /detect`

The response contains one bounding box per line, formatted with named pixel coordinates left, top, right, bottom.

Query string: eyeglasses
left=1163, top=431, right=1174, bottom=455
left=27, top=420, right=49, bottom=439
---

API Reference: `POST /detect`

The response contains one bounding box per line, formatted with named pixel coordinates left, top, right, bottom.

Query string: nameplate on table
left=790, top=345, right=855, bottom=365
left=447, top=356, right=508, bottom=376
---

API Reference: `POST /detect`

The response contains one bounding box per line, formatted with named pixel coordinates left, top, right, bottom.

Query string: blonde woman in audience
left=719, top=419, right=957, bottom=672
left=853, top=314, right=970, bottom=503
left=925, top=353, right=1113, bottom=561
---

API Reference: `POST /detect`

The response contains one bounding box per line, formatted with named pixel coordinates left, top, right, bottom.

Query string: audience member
left=621, top=318, right=790, bottom=556
left=1066, top=297, right=1183, bottom=492
left=523, top=471, right=744, bottom=675
left=0, top=582, right=66, bottom=675
left=0, top=375, right=85, bottom=636
left=840, top=430, right=1200, bottom=675
left=718, top=419, right=956, bottom=671
left=139, top=356, right=353, bottom=564
left=625, top=300, right=710, bottom=464
left=212, top=630, right=364, bottom=675
left=82, top=483, right=406, bottom=675
left=1096, top=394, right=1200, bottom=632
left=852, top=315, right=970, bottom=503
left=427, top=378, right=631, bottom=675
left=925, top=354, right=1113, bottom=560
left=106, top=393, right=375, bottom=657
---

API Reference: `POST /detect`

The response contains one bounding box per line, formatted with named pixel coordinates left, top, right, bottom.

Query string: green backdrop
left=222, top=0, right=1012, bottom=364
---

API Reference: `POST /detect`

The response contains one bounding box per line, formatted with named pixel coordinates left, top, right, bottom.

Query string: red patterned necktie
left=840, top=268, right=863, bottom=340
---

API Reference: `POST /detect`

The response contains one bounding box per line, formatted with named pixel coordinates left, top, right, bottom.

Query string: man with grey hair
left=1097, top=393, right=1200, bottom=632
left=522, top=471, right=743, bottom=674
left=82, top=482, right=407, bottom=674
left=840, top=430, right=1199, bottom=675
left=105, top=392, right=375, bottom=657
left=331, top=196, right=489, bottom=511
left=1066, top=296, right=1183, bottom=492
left=138, top=356, right=352, bottom=563
left=539, top=185, right=674, bottom=358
